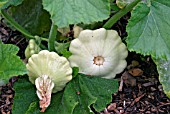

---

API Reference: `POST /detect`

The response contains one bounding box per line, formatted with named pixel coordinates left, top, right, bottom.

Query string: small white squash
left=26, top=50, right=72, bottom=112
left=68, top=28, right=128, bottom=79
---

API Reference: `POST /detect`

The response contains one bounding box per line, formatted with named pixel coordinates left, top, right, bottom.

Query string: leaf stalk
left=1, top=10, right=48, bottom=42
left=48, top=23, right=57, bottom=51
left=103, top=0, right=141, bottom=29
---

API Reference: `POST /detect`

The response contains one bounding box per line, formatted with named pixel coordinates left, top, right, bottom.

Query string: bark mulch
left=101, top=55, right=170, bottom=114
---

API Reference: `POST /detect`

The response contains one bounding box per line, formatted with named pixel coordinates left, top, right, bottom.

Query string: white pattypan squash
left=68, top=28, right=128, bottom=79
left=26, top=50, right=72, bottom=112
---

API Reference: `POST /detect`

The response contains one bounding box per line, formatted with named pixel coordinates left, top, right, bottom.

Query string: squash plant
left=0, top=0, right=170, bottom=113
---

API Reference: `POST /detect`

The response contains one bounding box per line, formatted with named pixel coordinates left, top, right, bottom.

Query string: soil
left=0, top=16, right=170, bottom=114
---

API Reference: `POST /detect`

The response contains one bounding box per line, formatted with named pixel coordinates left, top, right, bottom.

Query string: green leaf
left=0, top=43, right=27, bottom=83
left=72, top=67, right=79, bottom=78
left=12, top=76, right=38, bottom=114
left=0, top=0, right=7, bottom=8
left=55, top=42, right=70, bottom=54
left=1, top=0, right=24, bottom=9
left=72, top=74, right=118, bottom=113
left=12, top=74, right=118, bottom=114
left=8, top=0, right=51, bottom=35
left=126, top=1, right=170, bottom=59
left=153, top=58, right=170, bottom=98
left=42, top=0, right=110, bottom=28
left=110, top=3, right=120, bottom=12
left=61, top=49, right=72, bottom=58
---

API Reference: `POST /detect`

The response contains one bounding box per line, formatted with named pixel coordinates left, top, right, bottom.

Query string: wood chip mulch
left=0, top=77, right=18, bottom=114
left=101, top=57, right=170, bottom=114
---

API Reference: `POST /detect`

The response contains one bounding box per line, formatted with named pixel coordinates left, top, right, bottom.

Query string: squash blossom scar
left=93, top=56, right=105, bottom=66
left=35, top=75, right=54, bottom=112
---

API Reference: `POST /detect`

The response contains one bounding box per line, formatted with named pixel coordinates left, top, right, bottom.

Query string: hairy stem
left=103, top=0, right=141, bottom=29
left=48, top=23, right=57, bottom=51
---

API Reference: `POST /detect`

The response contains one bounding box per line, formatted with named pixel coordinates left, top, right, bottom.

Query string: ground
left=0, top=17, right=170, bottom=114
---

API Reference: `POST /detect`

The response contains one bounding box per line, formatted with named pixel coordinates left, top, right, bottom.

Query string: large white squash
left=68, top=28, right=128, bottom=79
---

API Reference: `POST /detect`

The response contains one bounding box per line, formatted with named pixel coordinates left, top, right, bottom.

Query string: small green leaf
left=12, top=74, right=118, bottom=114
left=153, top=58, right=170, bottom=98
left=126, top=1, right=170, bottom=59
left=72, top=67, right=79, bottom=78
left=0, top=43, right=27, bottom=83
left=61, top=49, right=72, bottom=58
left=55, top=42, right=70, bottom=54
left=42, top=0, right=110, bottom=28
left=8, top=0, right=51, bottom=35
left=110, top=3, right=120, bottom=11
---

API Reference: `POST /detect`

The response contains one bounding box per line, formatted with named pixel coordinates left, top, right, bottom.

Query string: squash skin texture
left=68, top=28, right=128, bottom=79
left=26, top=50, right=72, bottom=93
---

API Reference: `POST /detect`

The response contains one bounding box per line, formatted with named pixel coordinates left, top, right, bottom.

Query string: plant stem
left=1, top=10, right=34, bottom=39
left=1, top=10, right=48, bottom=42
left=103, top=0, right=141, bottom=29
left=48, top=23, right=57, bottom=51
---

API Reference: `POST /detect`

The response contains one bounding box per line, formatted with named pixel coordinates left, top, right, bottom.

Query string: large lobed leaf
left=12, top=74, right=118, bottom=114
left=42, top=0, right=110, bottom=28
left=154, top=58, right=170, bottom=98
left=0, top=43, right=27, bottom=83
left=126, top=0, right=170, bottom=60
